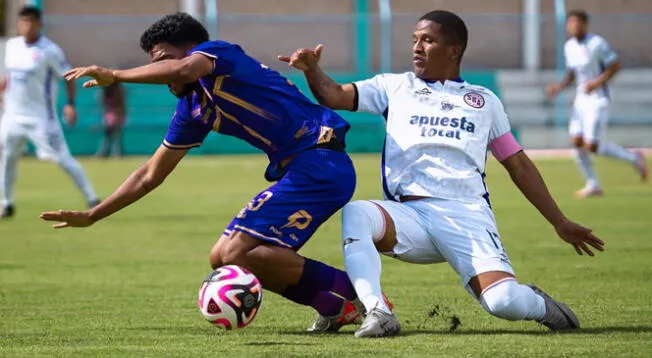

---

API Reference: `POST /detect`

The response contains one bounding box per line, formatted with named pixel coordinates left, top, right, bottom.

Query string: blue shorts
left=224, top=148, right=356, bottom=250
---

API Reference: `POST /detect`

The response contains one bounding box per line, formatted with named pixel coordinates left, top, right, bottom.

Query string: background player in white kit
left=282, top=10, right=604, bottom=337
left=546, top=10, right=648, bottom=198
left=0, top=6, right=99, bottom=218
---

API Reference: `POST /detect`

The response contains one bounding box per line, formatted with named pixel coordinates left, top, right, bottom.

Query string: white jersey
left=354, top=72, right=519, bottom=205
left=564, top=33, right=619, bottom=103
left=3, top=36, right=70, bottom=123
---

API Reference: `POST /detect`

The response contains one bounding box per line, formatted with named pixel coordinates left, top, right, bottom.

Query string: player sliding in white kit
left=0, top=6, right=99, bottom=218
left=546, top=9, right=648, bottom=198
left=282, top=10, right=605, bottom=337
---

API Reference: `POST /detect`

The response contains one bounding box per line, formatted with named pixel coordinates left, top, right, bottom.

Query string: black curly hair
left=419, top=10, right=468, bottom=61
left=140, top=12, right=209, bottom=53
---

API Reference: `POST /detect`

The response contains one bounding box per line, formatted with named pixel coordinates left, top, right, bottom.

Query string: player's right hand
left=553, top=219, right=605, bottom=256
left=278, top=44, right=324, bottom=71
left=40, top=210, right=95, bottom=228
left=545, top=83, right=563, bottom=98
left=64, top=65, right=116, bottom=88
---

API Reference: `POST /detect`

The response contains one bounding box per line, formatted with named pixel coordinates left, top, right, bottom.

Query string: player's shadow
left=401, top=325, right=652, bottom=336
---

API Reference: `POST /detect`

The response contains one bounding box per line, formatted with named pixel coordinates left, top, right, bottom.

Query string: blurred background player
left=546, top=10, right=648, bottom=198
left=0, top=6, right=100, bottom=218
left=40, top=12, right=369, bottom=332
left=283, top=10, right=604, bottom=338
left=96, top=82, right=126, bottom=158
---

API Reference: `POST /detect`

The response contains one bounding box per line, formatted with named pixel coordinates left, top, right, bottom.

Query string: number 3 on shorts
left=236, top=191, right=273, bottom=218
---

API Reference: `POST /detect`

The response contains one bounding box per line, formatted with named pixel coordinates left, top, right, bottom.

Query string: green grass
left=1, top=154, right=651, bottom=357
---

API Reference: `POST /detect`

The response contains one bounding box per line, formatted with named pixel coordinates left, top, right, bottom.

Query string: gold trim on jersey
left=233, top=225, right=291, bottom=248
left=212, top=76, right=278, bottom=121
left=217, top=107, right=273, bottom=147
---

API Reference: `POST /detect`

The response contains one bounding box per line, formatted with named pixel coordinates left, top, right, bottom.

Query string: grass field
left=1, top=154, right=651, bottom=357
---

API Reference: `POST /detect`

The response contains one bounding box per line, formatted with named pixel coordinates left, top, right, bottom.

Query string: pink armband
left=489, top=132, right=522, bottom=161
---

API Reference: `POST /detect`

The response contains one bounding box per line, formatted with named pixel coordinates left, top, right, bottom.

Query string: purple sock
left=281, top=259, right=356, bottom=315
left=303, top=258, right=357, bottom=301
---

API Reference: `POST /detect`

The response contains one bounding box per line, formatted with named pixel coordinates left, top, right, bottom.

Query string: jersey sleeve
left=487, top=95, right=522, bottom=161
left=352, top=74, right=390, bottom=115
left=163, top=99, right=212, bottom=150
left=46, top=43, right=71, bottom=76
left=189, top=43, right=235, bottom=77
left=596, top=37, right=619, bottom=66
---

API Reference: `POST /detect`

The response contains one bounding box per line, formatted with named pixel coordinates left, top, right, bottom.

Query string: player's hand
left=584, top=80, right=601, bottom=94
left=40, top=210, right=95, bottom=228
left=277, top=44, right=324, bottom=71
left=63, top=104, right=77, bottom=127
left=554, top=218, right=604, bottom=256
left=545, top=83, right=563, bottom=98
left=64, top=65, right=116, bottom=88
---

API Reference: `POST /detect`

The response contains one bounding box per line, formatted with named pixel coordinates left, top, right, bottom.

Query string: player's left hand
left=63, top=104, right=77, bottom=126
left=554, top=218, right=604, bottom=256
left=40, top=210, right=95, bottom=228
left=584, top=80, right=601, bottom=94
left=64, top=65, right=116, bottom=88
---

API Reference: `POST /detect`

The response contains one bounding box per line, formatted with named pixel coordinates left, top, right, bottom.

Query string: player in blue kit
left=39, top=12, right=371, bottom=331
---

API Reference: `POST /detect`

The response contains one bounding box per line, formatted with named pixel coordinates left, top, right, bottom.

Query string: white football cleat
left=574, top=186, right=604, bottom=198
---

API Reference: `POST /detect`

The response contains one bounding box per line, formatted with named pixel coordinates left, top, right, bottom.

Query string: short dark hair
left=18, top=6, right=42, bottom=20
left=567, top=10, right=589, bottom=23
left=140, top=12, right=209, bottom=53
left=419, top=10, right=468, bottom=58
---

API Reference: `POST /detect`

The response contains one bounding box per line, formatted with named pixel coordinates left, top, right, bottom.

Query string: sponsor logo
left=414, top=87, right=432, bottom=96
left=343, top=238, right=360, bottom=246
left=409, top=115, right=476, bottom=140
left=463, top=92, right=485, bottom=108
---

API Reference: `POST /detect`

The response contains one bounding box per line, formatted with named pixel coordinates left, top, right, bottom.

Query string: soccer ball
left=197, top=265, right=263, bottom=329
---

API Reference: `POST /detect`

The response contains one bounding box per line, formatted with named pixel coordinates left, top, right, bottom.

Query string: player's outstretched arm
left=40, top=146, right=187, bottom=228
left=63, top=54, right=214, bottom=88
left=278, top=44, right=356, bottom=110
left=499, top=151, right=605, bottom=256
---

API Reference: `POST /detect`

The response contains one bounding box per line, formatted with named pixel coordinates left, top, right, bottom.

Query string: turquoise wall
left=55, top=71, right=501, bottom=156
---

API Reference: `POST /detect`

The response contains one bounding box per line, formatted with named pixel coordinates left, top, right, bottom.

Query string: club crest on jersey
left=463, top=92, right=485, bottom=109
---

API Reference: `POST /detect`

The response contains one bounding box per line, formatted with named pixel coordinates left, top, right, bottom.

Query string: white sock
left=341, top=200, right=391, bottom=314
left=57, top=155, right=98, bottom=202
left=597, top=142, right=637, bottom=164
left=0, top=149, right=21, bottom=207
left=574, top=147, right=600, bottom=189
left=480, top=279, right=546, bottom=321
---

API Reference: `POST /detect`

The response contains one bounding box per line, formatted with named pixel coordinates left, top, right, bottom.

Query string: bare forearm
left=65, top=79, right=76, bottom=104
left=595, top=63, right=620, bottom=86
left=559, top=70, right=575, bottom=88
left=112, top=61, right=193, bottom=85
left=508, top=156, right=566, bottom=226
left=303, top=66, right=347, bottom=109
left=87, top=164, right=162, bottom=222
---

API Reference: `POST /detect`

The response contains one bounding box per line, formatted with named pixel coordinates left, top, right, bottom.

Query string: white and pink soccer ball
left=197, top=265, right=263, bottom=330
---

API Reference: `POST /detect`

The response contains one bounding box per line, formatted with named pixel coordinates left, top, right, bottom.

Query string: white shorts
left=371, top=198, right=514, bottom=293
left=0, top=115, right=72, bottom=161
left=569, top=100, right=609, bottom=143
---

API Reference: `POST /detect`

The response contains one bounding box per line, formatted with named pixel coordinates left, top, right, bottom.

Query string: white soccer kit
left=564, top=33, right=619, bottom=142
left=0, top=36, right=97, bottom=207
left=1, top=36, right=72, bottom=160
left=353, top=72, right=523, bottom=290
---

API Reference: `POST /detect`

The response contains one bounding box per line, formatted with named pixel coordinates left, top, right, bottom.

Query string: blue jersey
left=163, top=41, right=350, bottom=181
